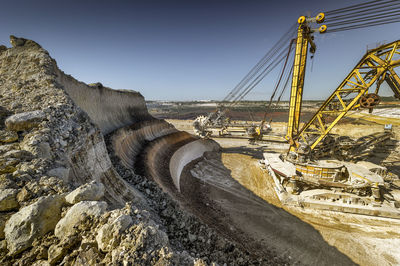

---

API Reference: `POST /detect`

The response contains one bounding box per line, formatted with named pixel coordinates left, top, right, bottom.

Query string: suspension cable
left=222, top=1, right=400, bottom=110
left=266, top=38, right=296, bottom=109
left=325, top=3, right=400, bottom=22
left=228, top=46, right=293, bottom=106
left=224, top=26, right=295, bottom=101
left=223, top=23, right=297, bottom=103
left=261, top=39, right=295, bottom=122
left=276, top=62, right=294, bottom=104
left=326, top=10, right=400, bottom=27
left=325, top=0, right=395, bottom=15
left=327, top=18, right=400, bottom=33
left=224, top=28, right=296, bottom=103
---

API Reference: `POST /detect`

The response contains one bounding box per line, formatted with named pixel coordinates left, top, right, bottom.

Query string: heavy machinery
left=193, top=0, right=400, bottom=217
left=288, top=39, right=400, bottom=161
left=192, top=109, right=272, bottom=139
left=261, top=6, right=400, bottom=218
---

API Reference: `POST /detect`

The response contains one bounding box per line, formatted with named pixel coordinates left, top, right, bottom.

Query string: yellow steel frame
left=296, top=40, right=400, bottom=151
left=286, top=22, right=311, bottom=146
left=286, top=13, right=325, bottom=149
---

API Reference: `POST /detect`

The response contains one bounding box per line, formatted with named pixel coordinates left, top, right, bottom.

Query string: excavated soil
left=168, top=118, right=400, bottom=266
left=106, top=136, right=290, bottom=265
left=221, top=150, right=400, bottom=266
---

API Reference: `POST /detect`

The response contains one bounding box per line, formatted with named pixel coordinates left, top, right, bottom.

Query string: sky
left=0, top=0, right=399, bottom=101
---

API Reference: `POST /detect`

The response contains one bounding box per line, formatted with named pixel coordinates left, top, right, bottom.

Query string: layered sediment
left=0, top=36, right=282, bottom=265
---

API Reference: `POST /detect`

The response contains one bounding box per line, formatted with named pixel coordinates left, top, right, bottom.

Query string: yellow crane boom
left=296, top=40, right=400, bottom=151
left=285, top=13, right=326, bottom=150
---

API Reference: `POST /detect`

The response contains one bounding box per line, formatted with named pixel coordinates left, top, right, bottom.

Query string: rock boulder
left=96, top=214, right=133, bottom=252
left=65, top=181, right=105, bottom=204
left=54, top=201, right=107, bottom=239
left=4, top=194, right=65, bottom=255
left=0, top=188, right=19, bottom=211
left=5, top=110, right=46, bottom=131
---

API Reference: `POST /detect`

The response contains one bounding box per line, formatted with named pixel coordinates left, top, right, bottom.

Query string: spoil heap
left=0, top=36, right=287, bottom=264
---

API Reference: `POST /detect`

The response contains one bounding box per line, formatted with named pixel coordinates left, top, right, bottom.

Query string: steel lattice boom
left=296, top=40, right=400, bottom=151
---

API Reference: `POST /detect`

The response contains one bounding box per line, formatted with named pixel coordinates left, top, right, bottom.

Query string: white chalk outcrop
left=170, top=139, right=220, bottom=192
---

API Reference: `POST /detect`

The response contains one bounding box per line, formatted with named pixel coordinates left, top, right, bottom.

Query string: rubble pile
left=0, top=36, right=286, bottom=264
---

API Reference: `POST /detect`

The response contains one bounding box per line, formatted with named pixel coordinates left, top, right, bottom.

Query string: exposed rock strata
left=55, top=71, right=153, bottom=135
left=0, top=36, right=284, bottom=265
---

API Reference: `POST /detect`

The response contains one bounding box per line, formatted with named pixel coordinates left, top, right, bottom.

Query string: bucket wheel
left=359, top=93, right=381, bottom=109
left=193, top=115, right=210, bottom=138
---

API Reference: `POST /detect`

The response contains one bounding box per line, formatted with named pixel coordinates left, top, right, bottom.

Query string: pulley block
left=359, top=93, right=381, bottom=109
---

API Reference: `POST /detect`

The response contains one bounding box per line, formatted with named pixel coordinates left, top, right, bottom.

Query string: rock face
left=170, top=139, right=220, bottom=191
left=55, top=201, right=107, bottom=239
left=4, top=195, right=64, bottom=255
left=56, top=72, right=153, bottom=135
left=111, top=120, right=178, bottom=169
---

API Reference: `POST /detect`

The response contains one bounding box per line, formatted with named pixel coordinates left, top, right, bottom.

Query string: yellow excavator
left=194, top=1, right=400, bottom=215
left=285, top=12, right=400, bottom=161
left=262, top=10, right=400, bottom=210
left=193, top=1, right=400, bottom=161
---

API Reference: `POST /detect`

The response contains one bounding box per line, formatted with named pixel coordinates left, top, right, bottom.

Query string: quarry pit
left=0, top=36, right=399, bottom=266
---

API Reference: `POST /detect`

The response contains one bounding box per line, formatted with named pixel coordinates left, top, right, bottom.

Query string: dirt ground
left=168, top=117, right=400, bottom=266
left=220, top=148, right=400, bottom=266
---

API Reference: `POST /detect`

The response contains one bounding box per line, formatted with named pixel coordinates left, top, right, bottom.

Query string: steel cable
left=325, top=4, right=400, bottom=23
left=261, top=40, right=295, bottom=122
left=229, top=43, right=295, bottom=105
left=222, top=0, right=400, bottom=108
left=223, top=27, right=295, bottom=101
left=223, top=27, right=296, bottom=102
left=326, top=11, right=400, bottom=27
left=327, top=18, right=400, bottom=32
left=267, top=38, right=296, bottom=108
left=275, top=51, right=295, bottom=105
left=325, top=0, right=395, bottom=15
left=276, top=62, right=294, bottom=104
left=223, top=24, right=297, bottom=102
left=229, top=49, right=289, bottom=104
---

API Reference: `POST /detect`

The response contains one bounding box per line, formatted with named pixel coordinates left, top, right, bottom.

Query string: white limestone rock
left=0, top=188, right=19, bottom=211
left=54, top=201, right=107, bottom=239
left=4, top=194, right=64, bottom=255
left=5, top=110, right=46, bottom=131
left=96, top=214, right=133, bottom=252
left=65, top=181, right=105, bottom=204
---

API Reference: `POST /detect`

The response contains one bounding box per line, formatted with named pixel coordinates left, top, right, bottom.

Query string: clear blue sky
left=0, top=0, right=398, bottom=101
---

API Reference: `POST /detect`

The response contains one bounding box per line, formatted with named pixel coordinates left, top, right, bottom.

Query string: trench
left=58, top=78, right=355, bottom=265
left=108, top=120, right=355, bottom=265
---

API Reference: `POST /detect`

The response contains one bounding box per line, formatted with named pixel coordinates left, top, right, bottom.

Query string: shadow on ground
left=222, top=145, right=265, bottom=160
left=180, top=152, right=356, bottom=266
